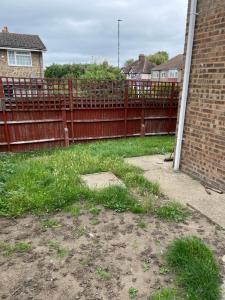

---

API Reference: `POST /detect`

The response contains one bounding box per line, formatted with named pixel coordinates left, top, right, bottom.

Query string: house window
left=152, top=71, right=159, bottom=79
left=8, top=50, right=32, bottom=67
left=168, top=69, right=178, bottom=78
left=160, top=71, right=167, bottom=79
left=128, top=72, right=139, bottom=79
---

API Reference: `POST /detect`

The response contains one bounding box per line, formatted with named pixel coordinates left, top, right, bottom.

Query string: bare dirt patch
left=0, top=204, right=225, bottom=300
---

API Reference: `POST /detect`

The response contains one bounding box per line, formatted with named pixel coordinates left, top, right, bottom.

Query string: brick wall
left=0, top=50, right=44, bottom=78
left=180, top=0, right=225, bottom=191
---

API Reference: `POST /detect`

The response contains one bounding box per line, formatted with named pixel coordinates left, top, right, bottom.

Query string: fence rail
left=0, top=77, right=179, bottom=152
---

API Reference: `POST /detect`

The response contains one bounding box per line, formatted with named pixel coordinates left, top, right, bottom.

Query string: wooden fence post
left=169, top=83, right=175, bottom=134
left=0, top=79, right=11, bottom=151
left=0, top=78, right=4, bottom=99
left=62, top=109, right=69, bottom=147
left=124, top=80, right=128, bottom=137
left=140, top=83, right=145, bottom=136
left=62, top=82, right=69, bottom=147
left=68, top=78, right=75, bottom=143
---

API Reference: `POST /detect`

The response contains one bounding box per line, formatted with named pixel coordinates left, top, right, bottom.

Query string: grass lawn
left=165, top=237, right=221, bottom=300
left=0, top=136, right=223, bottom=300
left=0, top=136, right=175, bottom=216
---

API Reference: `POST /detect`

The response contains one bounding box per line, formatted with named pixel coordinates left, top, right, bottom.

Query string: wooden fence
left=0, top=77, right=179, bottom=152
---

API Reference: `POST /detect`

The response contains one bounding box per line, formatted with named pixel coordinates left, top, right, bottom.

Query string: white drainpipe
left=174, top=0, right=198, bottom=171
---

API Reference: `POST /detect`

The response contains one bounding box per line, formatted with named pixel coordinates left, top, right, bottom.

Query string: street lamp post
left=117, top=19, right=122, bottom=68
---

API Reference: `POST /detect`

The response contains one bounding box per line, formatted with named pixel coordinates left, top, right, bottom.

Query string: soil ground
left=1, top=203, right=225, bottom=300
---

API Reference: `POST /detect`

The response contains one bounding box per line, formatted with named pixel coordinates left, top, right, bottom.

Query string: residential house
left=122, top=54, right=156, bottom=80
left=0, top=26, right=46, bottom=78
left=175, top=0, right=225, bottom=192
left=151, top=54, right=183, bottom=82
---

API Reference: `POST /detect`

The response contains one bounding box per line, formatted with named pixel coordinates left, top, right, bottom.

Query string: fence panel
left=0, top=77, right=179, bottom=152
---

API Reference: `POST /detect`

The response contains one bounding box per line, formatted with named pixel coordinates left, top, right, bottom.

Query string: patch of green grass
left=124, top=173, right=161, bottom=196
left=153, top=238, right=161, bottom=246
left=137, top=219, right=147, bottom=229
left=128, top=287, right=139, bottom=299
left=80, top=257, right=93, bottom=267
left=88, top=206, right=101, bottom=215
left=142, top=261, right=150, bottom=272
left=96, top=267, right=111, bottom=280
left=155, top=202, right=188, bottom=223
left=165, top=237, right=221, bottom=300
left=41, top=218, right=61, bottom=228
left=74, top=226, right=88, bottom=237
left=48, top=240, right=67, bottom=258
left=0, top=242, right=32, bottom=256
left=71, top=136, right=174, bottom=159
left=149, top=287, right=180, bottom=300
left=159, top=266, right=169, bottom=275
left=89, top=218, right=99, bottom=225
left=0, top=136, right=174, bottom=216
left=94, top=185, right=144, bottom=213
left=64, top=205, right=81, bottom=218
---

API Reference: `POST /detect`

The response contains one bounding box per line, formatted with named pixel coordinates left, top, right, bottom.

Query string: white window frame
left=168, top=69, right=178, bottom=79
left=7, top=50, right=32, bottom=67
left=152, top=71, right=159, bottom=79
left=130, top=73, right=139, bottom=79
left=160, top=71, right=167, bottom=79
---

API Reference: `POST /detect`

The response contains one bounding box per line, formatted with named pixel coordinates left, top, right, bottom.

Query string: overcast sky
left=0, top=0, right=188, bottom=66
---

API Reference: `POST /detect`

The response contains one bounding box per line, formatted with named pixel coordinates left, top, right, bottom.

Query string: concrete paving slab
left=125, top=155, right=225, bottom=229
left=126, top=155, right=170, bottom=171
left=81, top=172, right=125, bottom=190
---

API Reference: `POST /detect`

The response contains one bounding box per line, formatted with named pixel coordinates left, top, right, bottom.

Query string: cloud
left=0, top=0, right=188, bottom=66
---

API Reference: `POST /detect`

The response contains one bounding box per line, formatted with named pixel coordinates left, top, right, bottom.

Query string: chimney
left=139, top=54, right=145, bottom=62
left=2, top=26, right=9, bottom=33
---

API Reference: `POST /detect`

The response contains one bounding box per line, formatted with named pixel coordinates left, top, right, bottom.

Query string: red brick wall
left=180, top=0, right=225, bottom=191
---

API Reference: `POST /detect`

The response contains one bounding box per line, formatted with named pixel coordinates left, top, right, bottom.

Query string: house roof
left=123, top=54, right=156, bottom=74
left=152, top=54, right=184, bottom=71
left=0, top=32, right=47, bottom=51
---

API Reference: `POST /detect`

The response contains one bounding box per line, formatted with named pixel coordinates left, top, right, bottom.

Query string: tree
left=44, top=64, right=86, bottom=78
left=122, top=52, right=169, bottom=68
left=146, top=51, right=169, bottom=65
left=124, top=59, right=134, bottom=67
left=80, top=62, right=124, bottom=80
left=44, top=62, right=124, bottom=80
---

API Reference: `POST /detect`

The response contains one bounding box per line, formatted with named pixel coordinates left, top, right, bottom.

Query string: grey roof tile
left=152, top=54, right=184, bottom=71
left=0, top=32, right=46, bottom=51
left=123, top=56, right=156, bottom=74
